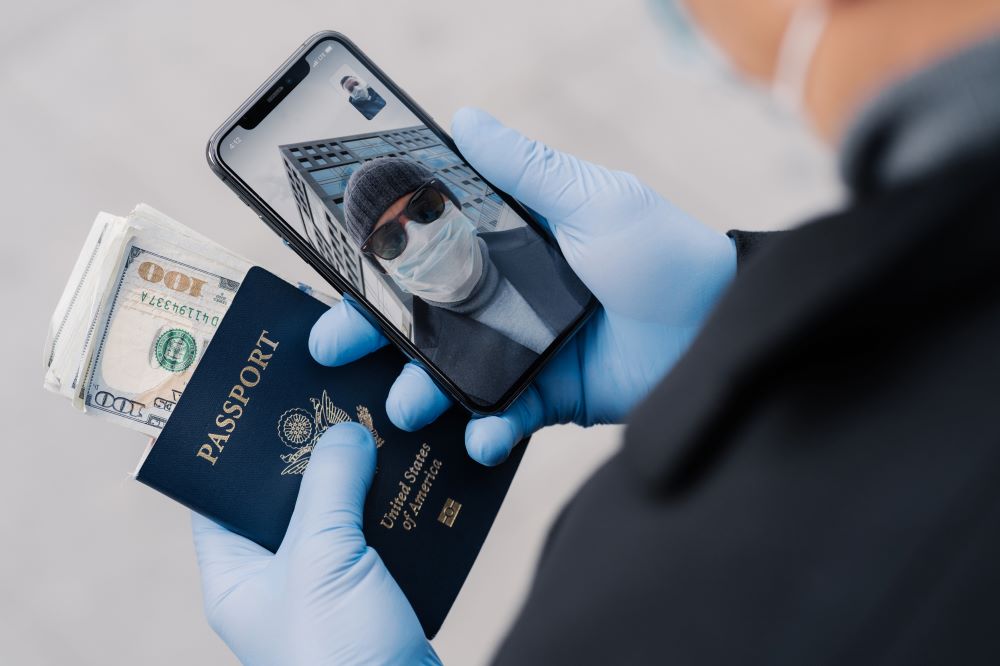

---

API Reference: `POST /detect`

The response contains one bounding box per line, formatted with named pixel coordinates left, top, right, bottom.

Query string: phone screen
left=218, top=37, right=592, bottom=408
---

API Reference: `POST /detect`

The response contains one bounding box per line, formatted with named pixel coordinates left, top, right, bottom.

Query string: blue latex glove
left=310, top=108, right=736, bottom=465
left=192, top=422, right=441, bottom=665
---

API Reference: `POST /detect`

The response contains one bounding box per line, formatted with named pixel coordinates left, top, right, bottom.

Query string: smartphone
left=207, top=31, right=597, bottom=414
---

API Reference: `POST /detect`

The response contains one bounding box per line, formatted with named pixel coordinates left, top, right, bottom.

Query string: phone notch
left=239, top=57, right=311, bottom=130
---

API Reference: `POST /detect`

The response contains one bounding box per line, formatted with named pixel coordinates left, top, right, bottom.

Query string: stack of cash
left=44, top=204, right=322, bottom=437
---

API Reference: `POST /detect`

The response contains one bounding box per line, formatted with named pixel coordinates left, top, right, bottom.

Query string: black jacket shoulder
left=494, top=147, right=1000, bottom=665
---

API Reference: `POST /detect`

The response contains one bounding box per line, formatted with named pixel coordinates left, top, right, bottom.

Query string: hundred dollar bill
left=45, top=203, right=337, bottom=435
left=82, top=231, right=251, bottom=435
left=45, top=205, right=235, bottom=401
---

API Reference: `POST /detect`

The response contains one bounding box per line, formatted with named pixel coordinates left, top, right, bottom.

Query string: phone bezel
left=207, top=30, right=598, bottom=414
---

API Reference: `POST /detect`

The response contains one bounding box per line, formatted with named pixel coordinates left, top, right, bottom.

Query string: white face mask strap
left=771, top=1, right=830, bottom=113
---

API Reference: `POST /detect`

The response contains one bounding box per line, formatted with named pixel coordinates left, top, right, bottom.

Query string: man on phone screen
left=340, top=74, right=386, bottom=120
left=342, top=157, right=589, bottom=404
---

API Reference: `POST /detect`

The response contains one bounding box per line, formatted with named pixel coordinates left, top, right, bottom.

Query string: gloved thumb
left=281, top=422, right=377, bottom=560
left=451, top=107, right=615, bottom=228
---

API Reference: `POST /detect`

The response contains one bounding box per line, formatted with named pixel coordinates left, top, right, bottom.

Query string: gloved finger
left=282, top=422, right=377, bottom=557
left=310, top=300, right=388, bottom=367
left=192, top=511, right=272, bottom=560
left=464, top=384, right=546, bottom=466
left=451, top=107, right=612, bottom=225
left=191, top=512, right=271, bottom=608
left=386, top=362, right=453, bottom=432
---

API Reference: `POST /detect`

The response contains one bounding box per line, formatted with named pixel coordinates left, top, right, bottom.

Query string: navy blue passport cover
left=136, top=266, right=525, bottom=638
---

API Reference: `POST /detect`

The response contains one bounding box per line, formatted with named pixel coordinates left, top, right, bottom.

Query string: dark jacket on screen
left=349, top=86, right=386, bottom=120
left=493, top=36, right=1000, bottom=666
left=413, top=226, right=590, bottom=407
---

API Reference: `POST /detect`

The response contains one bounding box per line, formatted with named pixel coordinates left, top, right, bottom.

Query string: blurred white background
left=1, top=1, right=842, bottom=664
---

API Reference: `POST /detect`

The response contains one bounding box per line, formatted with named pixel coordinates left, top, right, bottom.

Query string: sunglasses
left=361, top=179, right=461, bottom=261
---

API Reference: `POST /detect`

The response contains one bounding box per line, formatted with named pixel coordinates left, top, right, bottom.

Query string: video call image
left=335, top=66, right=386, bottom=120
left=223, top=40, right=590, bottom=404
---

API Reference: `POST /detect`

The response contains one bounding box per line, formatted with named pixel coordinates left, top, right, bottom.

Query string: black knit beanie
left=343, top=157, right=434, bottom=244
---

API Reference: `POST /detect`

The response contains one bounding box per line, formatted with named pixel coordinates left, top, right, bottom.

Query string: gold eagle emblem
left=277, top=390, right=384, bottom=475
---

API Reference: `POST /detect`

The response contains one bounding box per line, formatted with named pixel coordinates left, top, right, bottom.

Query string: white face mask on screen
left=381, top=203, right=484, bottom=304
left=349, top=83, right=371, bottom=102
left=652, top=0, right=830, bottom=120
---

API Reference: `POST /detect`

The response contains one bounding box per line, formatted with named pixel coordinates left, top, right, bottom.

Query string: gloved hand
left=192, top=422, right=441, bottom=666
left=310, top=108, right=736, bottom=465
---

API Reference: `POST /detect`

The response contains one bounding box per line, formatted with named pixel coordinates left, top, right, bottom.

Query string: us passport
left=135, top=266, right=525, bottom=638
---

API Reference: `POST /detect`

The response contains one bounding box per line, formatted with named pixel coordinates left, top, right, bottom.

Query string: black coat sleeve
left=727, top=230, right=781, bottom=272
